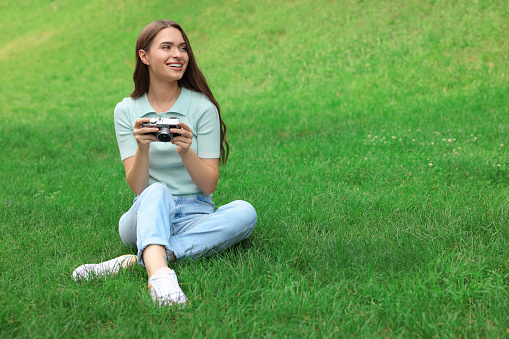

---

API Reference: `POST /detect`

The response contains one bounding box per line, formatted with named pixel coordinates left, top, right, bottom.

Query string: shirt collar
left=135, top=87, right=191, bottom=117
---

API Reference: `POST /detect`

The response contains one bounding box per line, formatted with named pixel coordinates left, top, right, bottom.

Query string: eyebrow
left=159, top=41, right=186, bottom=46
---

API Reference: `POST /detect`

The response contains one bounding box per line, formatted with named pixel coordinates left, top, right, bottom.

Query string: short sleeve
left=195, top=99, right=220, bottom=159
left=114, top=98, right=138, bottom=161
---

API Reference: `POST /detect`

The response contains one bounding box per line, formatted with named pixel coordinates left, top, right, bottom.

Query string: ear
left=139, top=49, right=149, bottom=65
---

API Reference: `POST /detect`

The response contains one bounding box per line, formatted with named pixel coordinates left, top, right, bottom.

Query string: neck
left=146, top=78, right=181, bottom=114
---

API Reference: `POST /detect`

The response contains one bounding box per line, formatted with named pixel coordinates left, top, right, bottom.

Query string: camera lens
left=156, top=128, right=173, bottom=142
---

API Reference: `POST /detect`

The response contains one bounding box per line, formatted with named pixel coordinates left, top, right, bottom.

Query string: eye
left=162, top=45, right=171, bottom=50
left=179, top=46, right=188, bottom=52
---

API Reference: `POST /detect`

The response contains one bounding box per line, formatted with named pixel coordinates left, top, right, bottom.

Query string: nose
left=171, top=47, right=182, bottom=59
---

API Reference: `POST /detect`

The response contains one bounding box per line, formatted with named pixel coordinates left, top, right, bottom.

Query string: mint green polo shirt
left=114, top=87, right=220, bottom=196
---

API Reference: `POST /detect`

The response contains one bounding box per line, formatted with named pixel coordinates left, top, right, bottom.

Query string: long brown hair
left=131, top=20, right=229, bottom=164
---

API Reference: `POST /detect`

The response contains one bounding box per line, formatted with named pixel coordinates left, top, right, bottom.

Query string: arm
left=180, top=152, right=219, bottom=196
left=122, top=148, right=149, bottom=196
left=171, top=122, right=219, bottom=195
left=123, top=118, right=158, bottom=195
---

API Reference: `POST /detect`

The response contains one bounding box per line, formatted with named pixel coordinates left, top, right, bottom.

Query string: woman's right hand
left=133, top=118, right=158, bottom=150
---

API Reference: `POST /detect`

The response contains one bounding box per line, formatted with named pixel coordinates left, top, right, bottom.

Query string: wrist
left=177, top=146, right=192, bottom=157
left=137, top=143, right=150, bottom=153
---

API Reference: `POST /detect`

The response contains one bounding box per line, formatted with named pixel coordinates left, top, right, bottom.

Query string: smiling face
left=139, top=27, right=189, bottom=84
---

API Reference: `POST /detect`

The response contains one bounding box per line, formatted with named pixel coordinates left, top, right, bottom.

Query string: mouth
left=167, top=63, right=184, bottom=70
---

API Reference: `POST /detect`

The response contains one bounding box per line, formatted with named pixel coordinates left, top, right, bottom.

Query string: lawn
left=1, top=0, right=508, bottom=337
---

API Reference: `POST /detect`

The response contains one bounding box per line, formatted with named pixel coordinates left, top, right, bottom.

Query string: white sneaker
left=72, top=254, right=137, bottom=281
left=148, top=271, right=188, bottom=307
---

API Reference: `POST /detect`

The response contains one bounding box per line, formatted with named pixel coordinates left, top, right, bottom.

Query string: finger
left=172, top=136, right=192, bottom=146
left=171, top=128, right=193, bottom=139
left=178, top=122, right=192, bottom=132
left=136, top=133, right=157, bottom=142
left=133, top=127, right=158, bottom=136
left=171, top=138, right=190, bottom=147
left=174, top=132, right=194, bottom=141
left=134, top=118, right=151, bottom=128
left=173, top=141, right=191, bottom=150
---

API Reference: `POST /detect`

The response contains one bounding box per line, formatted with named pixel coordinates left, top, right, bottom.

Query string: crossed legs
left=73, top=183, right=257, bottom=307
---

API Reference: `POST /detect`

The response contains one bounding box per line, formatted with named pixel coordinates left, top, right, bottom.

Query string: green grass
left=1, top=0, right=508, bottom=337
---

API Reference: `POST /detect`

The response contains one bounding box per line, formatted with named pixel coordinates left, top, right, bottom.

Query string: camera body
left=141, top=117, right=181, bottom=142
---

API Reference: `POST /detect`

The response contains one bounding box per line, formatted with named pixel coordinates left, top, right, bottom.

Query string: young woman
left=72, top=20, right=257, bottom=307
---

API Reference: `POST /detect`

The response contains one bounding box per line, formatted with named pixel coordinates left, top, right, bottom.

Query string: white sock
left=72, top=254, right=137, bottom=281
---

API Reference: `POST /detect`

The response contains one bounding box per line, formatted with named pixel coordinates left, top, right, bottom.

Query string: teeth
left=169, top=64, right=182, bottom=68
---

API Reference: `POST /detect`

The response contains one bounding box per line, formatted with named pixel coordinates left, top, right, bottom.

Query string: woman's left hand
left=171, top=122, right=194, bottom=155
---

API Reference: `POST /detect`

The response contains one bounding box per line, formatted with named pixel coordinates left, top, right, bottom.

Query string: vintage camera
left=140, top=117, right=181, bottom=142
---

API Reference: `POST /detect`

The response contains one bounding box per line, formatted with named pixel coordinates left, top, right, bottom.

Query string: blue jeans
left=118, top=182, right=257, bottom=266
